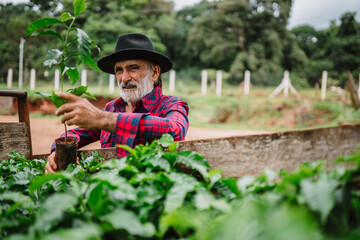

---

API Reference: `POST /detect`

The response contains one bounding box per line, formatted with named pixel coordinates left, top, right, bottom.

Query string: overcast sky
left=5, top=0, right=360, bottom=30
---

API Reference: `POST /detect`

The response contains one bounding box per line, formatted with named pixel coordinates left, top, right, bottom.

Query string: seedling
left=25, top=0, right=99, bottom=142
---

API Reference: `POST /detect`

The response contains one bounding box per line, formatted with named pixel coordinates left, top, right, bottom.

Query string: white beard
left=118, top=70, right=153, bottom=104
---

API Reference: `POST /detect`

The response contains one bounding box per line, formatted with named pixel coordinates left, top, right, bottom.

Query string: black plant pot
left=55, top=137, right=78, bottom=171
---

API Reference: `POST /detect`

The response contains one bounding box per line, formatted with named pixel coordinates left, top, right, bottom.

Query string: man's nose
left=121, top=70, right=131, bottom=82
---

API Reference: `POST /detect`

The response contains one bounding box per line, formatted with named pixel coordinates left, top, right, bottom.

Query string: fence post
left=244, top=70, right=251, bottom=96
left=19, top=38, right=25, bottom=89
left=81, top=69, right=87, bottom=86
left=201, top=70, right=208, bottom=95
left=321, top=71, right=328, bottom=100
left=216, top=70, right=222, bottom=96
left=54, top=69, right=60, bottom=90
left=30, top=69, right=36, bottom=90
left=109, top=75, right=115, bottom=94
left=169, top=70, right=175, bottom=93
left=358, top=72, right=360, bottom=100
left=7, top=69, right=13, bottom=89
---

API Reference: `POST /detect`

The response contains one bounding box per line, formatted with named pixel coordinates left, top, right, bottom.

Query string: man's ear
left=151, top=65, right=161, bottom=82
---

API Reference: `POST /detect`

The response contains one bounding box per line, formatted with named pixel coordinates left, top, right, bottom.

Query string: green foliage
left=25, top=0, right=99, bottom=107
left=1, top=135, right=360, bottom=239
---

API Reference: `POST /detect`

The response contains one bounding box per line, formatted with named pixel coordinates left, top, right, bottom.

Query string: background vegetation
left=1, top=0, right=360, bottom=89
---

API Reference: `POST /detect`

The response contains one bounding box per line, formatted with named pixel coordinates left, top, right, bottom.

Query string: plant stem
left=61, top=18, right=75, bottom=143
left=65, top=123, right=68, bottom=143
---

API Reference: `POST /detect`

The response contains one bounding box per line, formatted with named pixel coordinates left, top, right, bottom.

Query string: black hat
left=97, top=33, right=173, bottom=74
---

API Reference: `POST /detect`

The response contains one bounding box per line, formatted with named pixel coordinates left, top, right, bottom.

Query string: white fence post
left=169, top=70, right=175, bottom=93
left=269, top=71, right=299, bottom=98
left=7, top=69, right=13, bottom=89
left=54, top=69, right=60, bottom=90
left=30, top=68, right=36, bottom=90
left=216, top=70, right=222, bottom=96
left=358, top=72, right=360, bottom=100
left=201, top=70, right=208, bottom=95
left=81, top=69, right=87, bottom=86
left=19, top=38, right=25, bottom=89
left=321, top=71, right=328, bottom=100
left=244, top=70, right=251, bottom=96
left=109, top=75, right=115, bottom=94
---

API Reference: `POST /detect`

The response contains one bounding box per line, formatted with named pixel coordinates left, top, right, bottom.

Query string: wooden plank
left=178, top=124, right=360, bottom=177
left=32, top=124, right=360, bottom=178
left=0, top=123, right=32, bottom=160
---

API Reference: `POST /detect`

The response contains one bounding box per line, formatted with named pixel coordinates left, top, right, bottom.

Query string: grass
left=1, top=80, right=358, bottom=131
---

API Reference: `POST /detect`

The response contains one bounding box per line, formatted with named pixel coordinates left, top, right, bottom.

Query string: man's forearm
left=97, top=111, right=118, bottom=133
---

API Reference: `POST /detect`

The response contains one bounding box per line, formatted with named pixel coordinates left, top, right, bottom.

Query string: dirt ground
left=0, top=115, right=268, bottom=155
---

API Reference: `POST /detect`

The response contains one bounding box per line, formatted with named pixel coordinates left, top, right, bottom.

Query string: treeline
left=1, top=0, right=360, bottom=87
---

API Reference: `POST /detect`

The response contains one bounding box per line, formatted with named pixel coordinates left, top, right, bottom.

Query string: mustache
left=121, top=81, right=138, bottom=88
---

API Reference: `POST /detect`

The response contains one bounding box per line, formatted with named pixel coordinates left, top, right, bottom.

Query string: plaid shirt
left=51, top=86, right=189, bottom=157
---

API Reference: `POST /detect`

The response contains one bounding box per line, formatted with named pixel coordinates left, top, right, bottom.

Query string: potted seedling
left=26, top=0, right=100, bottom=170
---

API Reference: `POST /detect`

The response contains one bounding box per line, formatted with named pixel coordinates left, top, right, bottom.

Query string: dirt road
left=1, top=115, right=268, bottom=155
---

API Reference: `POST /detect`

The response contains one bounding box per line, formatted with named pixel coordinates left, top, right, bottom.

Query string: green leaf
left=35, top=91, right=51, bottom=98
left=64, top=67, right=79, bottom=85
left=73, top=0, right=87, bottom=17
left=42, top=223, right=102, bottom=240
left=66, top=86, right=95, bottom=100
left=82, top=55, right=101, bottom=72
left=101, top=209, right=155, bottom=237
left=158, top=134, right=174, bottom=147
left=176, top=151, right=210, bottom=180
left=87, top=182, right=110, bottom=216
left=194, top=189, right=230, bottom=212
left=300, top=175, right=339, bottom=223
left=51, top=91, right=67, bottom=108
left=84, top=91, right=96, bottom=100
left=44, top=49, right=63, bottom=67
left=76, top=28, right=91, bottom=58
left=29, top=173, right=70, bottom=194
left=164, top=181, right=195, bottom=213
left=31, top=29, right=63, bottom=42
left=34, top=193, right=78, bottom=232
left=117, top=144, right=138, bottom=158
left=61, top=12, right=73, bottom=22
left=0, top=191, right=35, bottom=210
left=26, top=18, right=64, bottom=36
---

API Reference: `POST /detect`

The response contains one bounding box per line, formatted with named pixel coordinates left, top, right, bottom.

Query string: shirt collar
left=113, top=86, right=162, bottom=112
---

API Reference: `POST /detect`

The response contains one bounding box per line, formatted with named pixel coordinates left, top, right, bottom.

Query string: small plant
left=25, top=0, right=99, bottom=142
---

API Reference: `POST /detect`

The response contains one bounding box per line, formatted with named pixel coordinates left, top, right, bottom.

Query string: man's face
left=114, top=59, right=159, bottom=104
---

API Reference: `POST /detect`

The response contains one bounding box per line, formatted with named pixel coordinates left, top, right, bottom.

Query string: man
left=45, top=33, right=189, bottom=173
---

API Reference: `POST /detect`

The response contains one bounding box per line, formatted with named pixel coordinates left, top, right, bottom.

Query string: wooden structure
left=34, top=124, right=360, bottom=178
left=0, top=90, right=32, bottom=160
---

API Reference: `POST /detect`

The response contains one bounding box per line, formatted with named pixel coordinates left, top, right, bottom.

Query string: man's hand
left=55, top=92, right=105, bottom=129
left=45, top=152, right=57, bottom=174
left=45, top=152, right=80, bottom=174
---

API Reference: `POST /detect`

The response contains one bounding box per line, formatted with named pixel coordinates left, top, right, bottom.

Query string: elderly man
left=45, top=33, right=189, bottom=173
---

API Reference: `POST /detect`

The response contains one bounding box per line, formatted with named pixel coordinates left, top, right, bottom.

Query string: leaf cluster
left=1, top=136, right=360, bottom=239
left=25, top=0, right=99, bottom=107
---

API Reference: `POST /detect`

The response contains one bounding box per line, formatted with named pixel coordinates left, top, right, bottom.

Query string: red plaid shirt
left=51, top=86, right=189, bottom=157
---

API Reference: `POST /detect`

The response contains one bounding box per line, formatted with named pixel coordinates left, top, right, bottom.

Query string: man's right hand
left=45, top=152, right=57, bottom=174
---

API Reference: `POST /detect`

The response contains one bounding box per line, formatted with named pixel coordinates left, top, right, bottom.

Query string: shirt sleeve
left=115, top=99, right=189, bottom=157
left=50, top=128, right=101, bottom=153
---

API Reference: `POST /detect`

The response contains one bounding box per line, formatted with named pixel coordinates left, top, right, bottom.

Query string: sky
left=4, top=0, right=360, bottom=30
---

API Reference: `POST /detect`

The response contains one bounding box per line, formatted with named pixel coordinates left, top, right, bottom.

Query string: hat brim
left=97, top=49, right=173, bottom=74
